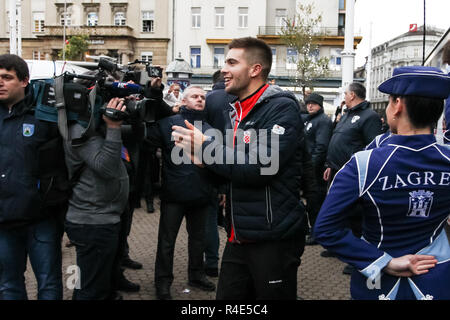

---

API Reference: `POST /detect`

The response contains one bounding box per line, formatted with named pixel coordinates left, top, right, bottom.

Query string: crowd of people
left=0, top=37, right=449, bottom=301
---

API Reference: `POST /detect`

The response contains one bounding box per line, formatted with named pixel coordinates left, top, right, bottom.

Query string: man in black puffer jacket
left=172, top=37, right=307, bottom=300
left=146, top=86, right=217, bottom=300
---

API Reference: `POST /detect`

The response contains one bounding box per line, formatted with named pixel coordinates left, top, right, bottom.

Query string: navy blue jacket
left=0, top=89, right=58, bottom=228
left=203, top=85, right=307, bottom=242
left=147, top=107, right=218, bottom=205
left=314, top=134, right=450, bottom=299
left=444, top=95, right=450, bottom=145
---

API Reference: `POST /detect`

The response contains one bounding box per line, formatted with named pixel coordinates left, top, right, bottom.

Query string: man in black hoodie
left=148, top=86, right=217, bottom=300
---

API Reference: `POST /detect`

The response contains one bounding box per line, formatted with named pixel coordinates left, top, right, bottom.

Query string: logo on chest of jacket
left=243, top=130, right=251, bottom=144
left=22, top=124, right=35, bottom=137
left=351, top=115, right=360, bottom=124
left=407, top=190, right=434, bottom=218
left=306, top=122, right=312, bottom=131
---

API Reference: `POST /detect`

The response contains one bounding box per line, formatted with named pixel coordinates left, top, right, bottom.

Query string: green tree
left=279, top=3, right=330, bottom=97
left=59, top=35, right=89, bottom=61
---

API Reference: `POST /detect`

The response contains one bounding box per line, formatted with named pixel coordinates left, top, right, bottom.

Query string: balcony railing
left=42, top=25, right=134, bottom=37
left=258, top=26, right=347, bottom=37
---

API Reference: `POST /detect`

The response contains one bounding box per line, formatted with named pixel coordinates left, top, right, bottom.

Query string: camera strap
left=54, top=75, right=70, bottom=141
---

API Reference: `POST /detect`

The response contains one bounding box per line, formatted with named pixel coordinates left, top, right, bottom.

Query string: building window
left=330, top=48, right=342, bottom=69
left=238, top=7, right=248, bottom=28
left=60, top=13, right=71, bottom=26
left=338, top=13, right=345, bottom=35
left=191, top=7, right=201, bottom=28
left=33, top=51, right=42, bottom=60
left=141, top=51, right=153, bottom=64
left=213, top=47, right=225, bottom=68
left=190, top=47, right=201, bottom=68
left=275, top=9, right=287, bottom=28
left=114, top=12, right=126, bottom=26
left=87, top=12, right=98, bottom=26
left=142, top=11, right=154, bottom=32
left=33, top=12, right=45, bottom=32
left=215, top=7, right=224, bottom=28
left=286, top=48, right=298, bottom=70
left=339, top=0, right=345, bottom=10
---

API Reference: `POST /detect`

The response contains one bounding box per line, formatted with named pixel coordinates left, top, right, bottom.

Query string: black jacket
left=326, top=101, right=382, bottom=170
left=147, top=107, right=217, bottom=205
left=0, top=88, right=61, bottom=228
left=304, top=108, right=333, bottom=170
left=203, top=85, right=307, bottom=242
left=205, top=81, right=236, bottom=136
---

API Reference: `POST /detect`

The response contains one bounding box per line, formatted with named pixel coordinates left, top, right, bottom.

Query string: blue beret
left=378, top=66, right=450, bottom=99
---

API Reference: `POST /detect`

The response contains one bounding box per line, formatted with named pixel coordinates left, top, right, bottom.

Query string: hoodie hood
left=257, top=84, right=300, bottom=108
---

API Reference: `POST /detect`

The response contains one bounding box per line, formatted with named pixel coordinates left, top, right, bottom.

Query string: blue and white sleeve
left=313, top=156, right=392, bottom=279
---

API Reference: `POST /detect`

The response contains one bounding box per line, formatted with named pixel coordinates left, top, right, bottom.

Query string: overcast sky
left=353, top=0, right=450, bottom=67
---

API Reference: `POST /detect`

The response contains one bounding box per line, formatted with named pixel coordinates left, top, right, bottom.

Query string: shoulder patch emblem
left=23, top=123, right=35, bottom=137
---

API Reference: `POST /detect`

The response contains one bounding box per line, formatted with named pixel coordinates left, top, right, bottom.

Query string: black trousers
left=216, top=232, right=305, bottom=300
left=111, top=201, right=134, bottom=289
left=65, top=222, right=120, bottom=300
left=154, top=201, right=209, bottom=288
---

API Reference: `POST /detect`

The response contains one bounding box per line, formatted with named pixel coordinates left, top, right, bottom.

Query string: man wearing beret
left=303, top=93, right=332, bottom=245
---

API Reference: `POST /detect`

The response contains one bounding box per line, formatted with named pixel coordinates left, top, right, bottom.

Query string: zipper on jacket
left=265, top=186, right=273, bottom=228
left=229, top=182, right=239, bottom=242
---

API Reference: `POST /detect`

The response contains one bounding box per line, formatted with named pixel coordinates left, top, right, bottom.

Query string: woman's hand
left=383, top=255, right=437, bottom=277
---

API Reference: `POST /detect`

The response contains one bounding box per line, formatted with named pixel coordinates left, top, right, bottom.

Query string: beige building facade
left=0, top=0, right=170, bottom=67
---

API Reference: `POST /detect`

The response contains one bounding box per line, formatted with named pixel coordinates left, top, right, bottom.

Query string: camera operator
left=64, top=97, right=129, bottom=300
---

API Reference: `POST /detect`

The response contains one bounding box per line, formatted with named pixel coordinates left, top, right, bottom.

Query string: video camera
left=62, top=57, right=164, bottom=122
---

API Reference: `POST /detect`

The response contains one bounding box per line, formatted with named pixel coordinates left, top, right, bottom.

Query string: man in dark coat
left=148, top=86, right=217, bottom=300
left=303, top=93, right=332, bottom=244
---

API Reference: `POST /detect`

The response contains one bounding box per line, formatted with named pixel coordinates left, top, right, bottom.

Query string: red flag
left=409, top=24, right=418, bottom=32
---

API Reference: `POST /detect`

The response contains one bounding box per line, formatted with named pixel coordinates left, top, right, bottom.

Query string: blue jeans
left=0, top=216, right=63, bottom=300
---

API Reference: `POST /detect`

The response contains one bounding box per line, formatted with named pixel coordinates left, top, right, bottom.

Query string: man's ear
left=249, top=64, right=263, bottom=79
left=21, top=77, right=29, bottom=88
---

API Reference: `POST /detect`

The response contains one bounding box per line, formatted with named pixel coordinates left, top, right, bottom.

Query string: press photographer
left=59, top=59, right=173, bottom=300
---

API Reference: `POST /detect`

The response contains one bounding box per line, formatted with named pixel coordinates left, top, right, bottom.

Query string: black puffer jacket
left=326, top=101, right=382, bottom=170
left=147, top=107, right=218, bottom=205
left=203, top=85, right=307, bottom=242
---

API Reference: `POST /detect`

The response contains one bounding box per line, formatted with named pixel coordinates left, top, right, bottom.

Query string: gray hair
left=348, top=82, right=366, bottom=100
left=183, top=85, right=206, bottom=98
